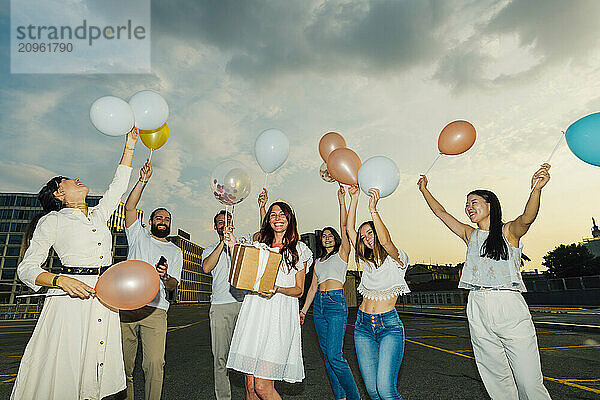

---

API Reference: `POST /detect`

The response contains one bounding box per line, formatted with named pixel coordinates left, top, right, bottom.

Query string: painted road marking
left=406, top=338, right=600, bottom=395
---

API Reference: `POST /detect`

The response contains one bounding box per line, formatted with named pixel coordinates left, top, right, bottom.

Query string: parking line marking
left=406, top=338, right=600, bottom=395
left=167, top=318, right=208, bottom=333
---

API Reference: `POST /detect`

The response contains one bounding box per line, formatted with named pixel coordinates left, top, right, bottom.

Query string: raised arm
left=507, top=164, right=550, bottom=242
left=337, top=186, right=351, bottom=262
left=120, top=127, right=139, bottom=167
left=418, top=175, right=473, bottom=244
left=258, top=188, right=268, bottom=228
left=368, top=188, right=403, bottom=266
left=346, top=185, right=359, bottom=247
left=95, top=129, right=138, bottom=220
left=125, top=160, right=152, bottom=228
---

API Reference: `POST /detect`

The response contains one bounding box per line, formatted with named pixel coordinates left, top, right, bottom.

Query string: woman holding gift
left=12, top=129, right=138, bottom=400
left=226, top=200, right=313, bottom=400
left=417, top=165, right=552, bottom=400
left=300, top=186, right=361, bottom=400
left=347, top=186, right=410, bottom=400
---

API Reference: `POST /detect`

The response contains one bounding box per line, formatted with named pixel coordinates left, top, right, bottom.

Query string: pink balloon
left=95, top=260, right=160, bottom=310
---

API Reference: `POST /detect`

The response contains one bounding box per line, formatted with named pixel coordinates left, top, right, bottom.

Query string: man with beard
left=120, top=160, right=183, bottom=400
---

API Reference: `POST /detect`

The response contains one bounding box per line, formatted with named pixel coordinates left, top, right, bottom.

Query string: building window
left=5, top=246, right=21, bottom=256
left=8, top=234, right=23, bottom=245
left=0, top=195, right=16, bottom=206
left=1, top=268, right=16, bottom=280
left=3, top=257, right=18, bottom=268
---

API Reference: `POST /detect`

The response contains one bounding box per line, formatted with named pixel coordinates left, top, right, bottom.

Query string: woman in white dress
left=226, top=201, right=313, bottom=400
left=12, top=128, right=138, bottom=400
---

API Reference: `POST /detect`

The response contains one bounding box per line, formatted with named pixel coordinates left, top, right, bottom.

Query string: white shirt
left=125, top=219, right=183, bottom=311
left=203, top=241, right=238, bottom=304
left=358, top=250, right=411, bottom=300
left=314, top=252, right=347, bottom=284
left=18, top=165, right=133, bottom=291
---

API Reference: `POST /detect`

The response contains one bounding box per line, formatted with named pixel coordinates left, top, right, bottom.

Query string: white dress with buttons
left=12, top=165, right=132, bottom=400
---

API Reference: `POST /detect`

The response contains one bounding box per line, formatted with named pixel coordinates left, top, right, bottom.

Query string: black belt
left=52, top=266, right=110, bottom=276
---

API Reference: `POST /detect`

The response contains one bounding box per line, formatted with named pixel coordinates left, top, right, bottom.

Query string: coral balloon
left=327, top=148, right=362, bottom=185
left=95, top=260, right=160, bottom=310
left=319, top=162, right=336, bottom=183
left=140, top=123, right=169, bottom=150
left=438, top=120, right=476, bottom=155
left=319, top=132, right=346, bottom=162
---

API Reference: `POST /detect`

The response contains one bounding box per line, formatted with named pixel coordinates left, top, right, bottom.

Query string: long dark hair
left=259, top=201, right=299, bottom=271
left=24, top=176, right=67, bottom=251
left=468, top=189, right=508, bottom=261
left=355, top=221, right=388, bottom=268
left=317, top=227, right=342, bottom=261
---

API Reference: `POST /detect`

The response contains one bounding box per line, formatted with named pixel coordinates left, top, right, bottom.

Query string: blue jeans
left=354, top=309, right=405, bottom=400
left=313, top=289, right=361, bottom=400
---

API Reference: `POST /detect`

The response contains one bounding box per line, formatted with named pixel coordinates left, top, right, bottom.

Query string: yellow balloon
left=139, top=123, right=169, bottom=150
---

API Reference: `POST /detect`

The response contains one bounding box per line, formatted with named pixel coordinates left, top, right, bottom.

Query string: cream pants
left=467, top=290, right=552, bottom=400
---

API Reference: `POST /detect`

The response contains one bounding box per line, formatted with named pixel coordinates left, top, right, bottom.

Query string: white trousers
left=467, top=290, right=552, bottom=400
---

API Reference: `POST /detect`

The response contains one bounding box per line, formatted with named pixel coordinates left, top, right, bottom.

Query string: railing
left=526, top=275, right=600, bottom=292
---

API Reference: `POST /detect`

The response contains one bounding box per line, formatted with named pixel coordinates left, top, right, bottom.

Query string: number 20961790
left=18, top=42, right=73, bottom=52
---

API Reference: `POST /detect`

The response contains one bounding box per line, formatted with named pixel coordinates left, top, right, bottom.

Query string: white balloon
left=89, top=96, right=134, bottom=136
left=357, top=156, right=400, bottom=198
left=129, top=90, right=169, bottom=130
left=254, top=129, right=290, bottom=174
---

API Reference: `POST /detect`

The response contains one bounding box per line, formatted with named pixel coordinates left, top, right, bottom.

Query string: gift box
left=229, top=243, right=282, bottom=293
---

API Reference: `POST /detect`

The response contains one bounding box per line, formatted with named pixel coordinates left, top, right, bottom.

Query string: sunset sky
left=2, top=0, right=600, bottom=270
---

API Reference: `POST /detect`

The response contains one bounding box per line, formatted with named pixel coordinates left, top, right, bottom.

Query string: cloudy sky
left=2, top=0, right=600, bottom=270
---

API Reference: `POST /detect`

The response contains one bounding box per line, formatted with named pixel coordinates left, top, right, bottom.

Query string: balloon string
left=148, top=149, right=154, bottom=163
left=423, top=153, right=442, bottom=176
left=530, top=131, right=565, bottom=193
left=16, top=292, right=68, bottom=298
left=264, top=173, right=269, bottom=189
left=546, top=131, right=565, bottom=164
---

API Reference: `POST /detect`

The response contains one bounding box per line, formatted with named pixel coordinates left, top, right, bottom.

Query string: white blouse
left=358, top=250, right=411, bottom=300
left=18, top=165, right=133, bottom=291
left=274, top=241, right=313, bottom=287
left=459, top=229, right=526, bottom=292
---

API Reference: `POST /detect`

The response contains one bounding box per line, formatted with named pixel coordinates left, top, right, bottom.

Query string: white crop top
left=459, top=229, right=526, bottom=292
left=357, top=249, right=411, bottom=300
left=314, top=253, right=348, bottom=285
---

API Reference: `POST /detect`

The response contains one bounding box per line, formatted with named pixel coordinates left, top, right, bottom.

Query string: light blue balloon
left=566, top=112, right=600, bottom=167
left=254, top=129, right=290, bottom=173
left=357, top=156, right=399, bottom=198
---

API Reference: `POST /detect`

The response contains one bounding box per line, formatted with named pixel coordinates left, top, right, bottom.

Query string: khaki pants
left=120, top=306, right=168, bottom=400
left=467, top=291, right=552, bottom=400
left=209, top=302, right=242, bottom=400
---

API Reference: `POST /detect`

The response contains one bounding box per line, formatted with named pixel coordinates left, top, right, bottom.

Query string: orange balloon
left=327, top=148, right=362, bottom=185
left=95, top=260, right=160, bottom=310
left=319, top=132, right=347, bottom=162
left=438, top=120, right=476, bottom=155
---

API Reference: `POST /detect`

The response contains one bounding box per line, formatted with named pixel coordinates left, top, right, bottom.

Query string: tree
left=542, top=243, right=600, bottom=278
